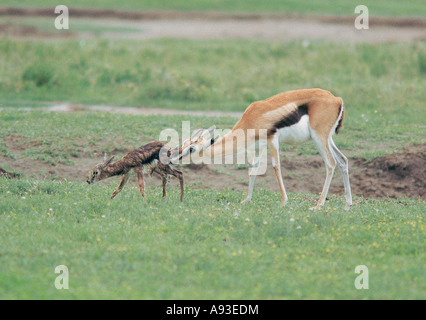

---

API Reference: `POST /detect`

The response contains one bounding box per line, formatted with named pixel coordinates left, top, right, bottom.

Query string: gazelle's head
left=87, top=154, right=115, bottom=184
left=171, top=126, right=218, bottom=163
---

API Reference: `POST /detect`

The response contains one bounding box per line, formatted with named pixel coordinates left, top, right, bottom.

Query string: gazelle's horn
left=191, top=129, right=203, bottom=139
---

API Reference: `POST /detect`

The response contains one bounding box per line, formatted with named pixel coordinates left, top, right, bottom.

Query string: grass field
left=1, top=0, right=426, bottom=17
left=0, top=3, right=425, bottom=299
left=0, top=179, right=424, bottom=299
left=2, top=39, right=425, bottom=113
left=1, top=39, right=425, bottom=160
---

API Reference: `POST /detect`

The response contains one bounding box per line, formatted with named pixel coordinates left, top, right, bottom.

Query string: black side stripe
left=267, top=104, right=308, bottom=137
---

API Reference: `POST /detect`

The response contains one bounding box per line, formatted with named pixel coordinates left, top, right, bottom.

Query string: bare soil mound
left=352, top=148, right=425, bottom=199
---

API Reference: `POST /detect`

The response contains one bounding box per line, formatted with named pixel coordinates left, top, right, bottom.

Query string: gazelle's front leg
left=268, top=134, right=288, bottom=206
left=241, top=143, right=266, bottom=205
left=135, top=167, right=145, bottom=199
left=110, top=174, right=130, bottom=199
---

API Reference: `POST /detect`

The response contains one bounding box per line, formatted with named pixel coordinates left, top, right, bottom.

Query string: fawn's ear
left=104, top=156, right=115, bottom=166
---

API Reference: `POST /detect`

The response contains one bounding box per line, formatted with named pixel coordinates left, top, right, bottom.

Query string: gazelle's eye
left=95, top=170, right=99, bottom=175
left=189, top=147, right=195, bottom=153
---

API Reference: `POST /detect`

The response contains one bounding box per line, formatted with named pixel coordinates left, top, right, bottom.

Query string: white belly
left=143, top=159, right=158, bottom=174
left=277, top=115, right=311, bottom=145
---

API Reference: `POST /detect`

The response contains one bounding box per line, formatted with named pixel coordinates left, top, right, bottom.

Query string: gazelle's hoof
left=309, top=206, right=322, bottom=211
left=240, top=198, right=251, bottom=205
left=344, top=204, right=351, bottom=211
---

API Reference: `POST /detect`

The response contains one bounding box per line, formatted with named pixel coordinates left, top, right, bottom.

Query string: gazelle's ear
left=203, top=135, right=218, bottom=149
left=207, top=125, right=216, bottom=135
left=211, top=135, right=219, bottom=144
left=202, top=125, right=216, bottom=139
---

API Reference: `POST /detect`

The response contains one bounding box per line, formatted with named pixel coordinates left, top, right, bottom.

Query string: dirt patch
left=0, top=104, right=244, bottom=118
left=0, top=22, right=67, bottom=38
left=1, top=8, right=425, bottom=28
left=1, top=143, right=424, bottom=200
left=0, top=8, right=424, bottom=42
left=0, top=21, right=76, bottom=38
left=183, top=145, right=425, bottom=200
left=352, top=148, right=425, bottom=199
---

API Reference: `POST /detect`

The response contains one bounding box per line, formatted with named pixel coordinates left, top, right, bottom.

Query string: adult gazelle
left=173, top=89, right=352, bottom=210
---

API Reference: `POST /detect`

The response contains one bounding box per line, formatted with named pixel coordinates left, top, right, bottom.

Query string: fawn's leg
left=161, top=173, right=167, bottom=198
left=157, top=162, right=184, bottom=202
left=135, top=168, right=145, bottom=199
left=110, top=174, right=129, bottom=199
left=170, top=168, right=184, bottom=202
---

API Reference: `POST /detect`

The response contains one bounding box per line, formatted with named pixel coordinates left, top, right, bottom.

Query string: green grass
left=1, top=39, right=425, bottom=116
left=0, top=38, right=425, bottom=160
left=0, top=111, right=237, bottom=166
left=0, top=179, right=424, bottom=299
left=0, top=34, right=424, bottom=300
left=1, top=0, right=425, bottom=17
left=0, top=109, right=423, bottom=166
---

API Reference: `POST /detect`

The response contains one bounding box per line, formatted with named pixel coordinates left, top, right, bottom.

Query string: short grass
left=1, top=39, right=425, bottom=114
left=0, top=39, right=425, bottom=160
left=0, top=109, right=423, bottom=167
left=0, top=35, right=424, bottom=300
left=1, top=0, right=425, bottom=17
left=0, top=178, right=424, bottom=299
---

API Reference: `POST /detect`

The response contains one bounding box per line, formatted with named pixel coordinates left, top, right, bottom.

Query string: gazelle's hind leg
left=329, top=138, right=352, bottom=210
left=310, top=130, right=337, bottom=210
left=268, top=134, right=288, bottom=206
left=110, top=173, right=130, bottom=199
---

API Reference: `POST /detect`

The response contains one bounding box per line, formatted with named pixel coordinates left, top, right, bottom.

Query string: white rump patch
left=277, top=115, right=311, bottom=145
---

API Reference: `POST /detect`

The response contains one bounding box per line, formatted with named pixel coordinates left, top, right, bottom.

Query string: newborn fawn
left=87, top=142, right=184, bottom=201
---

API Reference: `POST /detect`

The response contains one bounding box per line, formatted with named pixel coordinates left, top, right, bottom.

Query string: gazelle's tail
left=335, top=100, right=344, bottom=134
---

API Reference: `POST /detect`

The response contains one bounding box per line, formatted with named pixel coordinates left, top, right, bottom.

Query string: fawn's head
left=171, top=126, right=218, bottom=163
left=87, top=154, right=115, bottom=184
